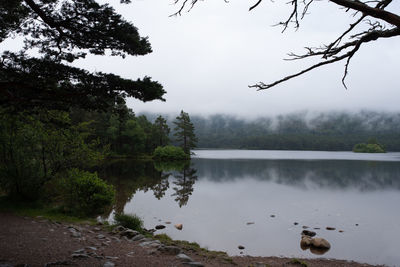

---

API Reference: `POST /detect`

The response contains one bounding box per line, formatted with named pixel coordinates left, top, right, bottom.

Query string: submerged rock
left=174, top=224, right=183, bottom=230
left=155, top=225, right=166, bottom=230
left=302, top=230, right=316, bottom=237
left=246, top=222, right=255, bottom=225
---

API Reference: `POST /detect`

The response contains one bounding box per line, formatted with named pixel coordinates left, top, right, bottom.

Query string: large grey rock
left=176, top=253, right=193, bottom=262
left=311, top=237, right=331, bottom=249
left=131, top=234, right=145, bottom=241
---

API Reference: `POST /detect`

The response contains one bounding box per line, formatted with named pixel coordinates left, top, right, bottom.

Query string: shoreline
left=0, top=212, right=384, bottom=267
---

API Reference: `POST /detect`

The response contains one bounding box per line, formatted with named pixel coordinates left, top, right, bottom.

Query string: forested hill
left=140, top=111, right=400, bottom=151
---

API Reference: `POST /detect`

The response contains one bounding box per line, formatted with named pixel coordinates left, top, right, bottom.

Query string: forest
left=144, top=111, right=400, bottom=151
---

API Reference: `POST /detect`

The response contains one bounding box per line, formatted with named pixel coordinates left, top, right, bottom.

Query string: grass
left=290, top=258, right=308, bottom=267
left=114, top=213, right=144, bottom=231
left=0, top=196, right=96, bottom=224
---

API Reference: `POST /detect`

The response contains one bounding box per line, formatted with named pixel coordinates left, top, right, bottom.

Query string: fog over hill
left=140, top=110, right=400, bottom=151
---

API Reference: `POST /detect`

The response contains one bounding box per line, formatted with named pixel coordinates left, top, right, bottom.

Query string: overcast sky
left=7, top=0, right=400, bottom=118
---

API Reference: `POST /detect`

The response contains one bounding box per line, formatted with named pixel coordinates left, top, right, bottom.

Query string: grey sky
left=4, top=0, right=400, bottom=118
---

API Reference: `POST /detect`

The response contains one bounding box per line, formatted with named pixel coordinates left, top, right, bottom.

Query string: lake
left=101, top=150, right=400, bottom=267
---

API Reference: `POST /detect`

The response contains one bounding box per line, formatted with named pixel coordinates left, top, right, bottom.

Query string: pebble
left=238, top=245, right=245, bottom=250
left=97, top=234, right=106, bottom=239
left=184, top=262, right=204, bottom=267
left=103, top=261, right=115, bottom=267
left=302, top=230, right=316, bottom=237
left=326, top=227, right=336, bottom=231
left=105, top=256, right=119, bottom=260
left=177, top=253, right=193, bottom=262
left=155, top=225, right=166, bottom=230
left=131, top=234, right=145, bottom=241
left=294, top=222, right=299, bottom=225
left=246, top=222, right=255, bottom=225
left=302, top=226, right=309, bottom=229
left=270, top=215, right=275, bottom=218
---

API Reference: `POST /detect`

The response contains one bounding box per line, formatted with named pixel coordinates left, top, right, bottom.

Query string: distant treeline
left=142, top=111, right=400, bottom=151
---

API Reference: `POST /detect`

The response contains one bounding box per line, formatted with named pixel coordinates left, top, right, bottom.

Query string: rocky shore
left=0, top=213, right=383, bottom=267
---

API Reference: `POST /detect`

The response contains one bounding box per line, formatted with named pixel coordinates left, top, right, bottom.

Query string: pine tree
left=173, top=111, right=197, bottom=155
left=154, top=115, right=170, bottom=147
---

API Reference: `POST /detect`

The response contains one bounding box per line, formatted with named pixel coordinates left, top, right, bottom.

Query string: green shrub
left=152, top=146, right=189, bottom=160
left=353, top=142, right=385, bottom=153
left=60, top=168, right=114, bottom=216
left=114, top=213, right=143, bottom=231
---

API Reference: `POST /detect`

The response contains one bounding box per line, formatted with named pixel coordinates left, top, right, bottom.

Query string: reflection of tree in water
left=192, top=158, right=400, bottom=191
left=171, top=164, right=198, bottom=207
left=97, top=160, right=171, bottom=214
left=151, top=172, right=170, bottom=199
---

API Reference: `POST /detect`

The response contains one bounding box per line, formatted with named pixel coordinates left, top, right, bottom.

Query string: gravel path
left=0, top=213, right=382, bottom=267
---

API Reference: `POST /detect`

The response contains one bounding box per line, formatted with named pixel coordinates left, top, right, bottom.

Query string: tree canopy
left=173, top=0, right=400, bottom=89
left=0, top=0, right=165, bottom=112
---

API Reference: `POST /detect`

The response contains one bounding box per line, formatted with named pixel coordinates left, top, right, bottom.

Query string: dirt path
left=0, top=213, right=382, bottom=267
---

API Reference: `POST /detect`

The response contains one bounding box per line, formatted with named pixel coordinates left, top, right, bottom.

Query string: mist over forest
left=141, top=110, right=400, bottom=151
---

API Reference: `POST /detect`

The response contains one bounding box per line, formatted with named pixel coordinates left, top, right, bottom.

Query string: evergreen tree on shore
left=173, top=110, right=197, bottom=155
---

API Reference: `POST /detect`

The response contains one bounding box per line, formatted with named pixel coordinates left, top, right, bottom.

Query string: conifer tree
left=173, top=110, right=197, bottom=155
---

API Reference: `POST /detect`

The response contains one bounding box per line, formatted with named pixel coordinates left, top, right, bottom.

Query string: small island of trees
left=353, top=138, right=386, bottom=153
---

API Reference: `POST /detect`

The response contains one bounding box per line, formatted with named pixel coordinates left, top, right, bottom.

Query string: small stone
left=158, top=245, right=181, bottom=255
left=120, top=229, right=139, bottom=238
left=97, top=234, right=106, bottom=239
left=70, top=231, right=81, bottom=238
left=165, top=221, right=171, bottom=224
left=184, top=262, right=204, bottom=267
left=131, top=234, right=145, bottom=241
left=270, top=215, right=275, bottom=218
left=246, top=222, right=255, bottom=225
left=174, top=223, right=183, bottom=230
left=103, top=261, right=115, bottom=267
left=155, top=225, right=166, bottom=230
left=302, top=226, right=309, bottom=229
left=105, top=256, right=119, bottom=260
left=71, top=253, right=89, bottom=259
left=126, top=251, right=135, bottom=257
left=73, top=249, right=86, bottom=254
left=326, top=227, right=336, bottom=231
left=355, top=224, right=359, bottom=226
left=294, top=222, right=299, bottom=225
left=140, top=240, right=161, bottom=248
left=302, top=230, right=316, bottom=237
left=339, top=230, right=344, bottom=233
left=238, top=245, right=245, bottom=250
left=314, top=227, right=321, bottom=230
left=177, top=253, right=193, bottom=262
left=86, top=246, right=97, bottom=251
left=93, top=227, right=101, bottom=231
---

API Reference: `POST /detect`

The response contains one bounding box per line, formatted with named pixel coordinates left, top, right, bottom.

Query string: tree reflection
left=171, top=163, right=198, bottom=207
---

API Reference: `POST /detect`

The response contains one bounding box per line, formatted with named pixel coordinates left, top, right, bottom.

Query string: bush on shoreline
left=152, top=146, right=190, bottom=161
left=60, top=168, right=115, bottom=216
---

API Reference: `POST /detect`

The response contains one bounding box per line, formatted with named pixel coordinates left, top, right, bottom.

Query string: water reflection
left=194, top=158, right=400, bottom=191
left=99, top=160, right=198, bottom=209
left=100, top=158, right=400, bottom=213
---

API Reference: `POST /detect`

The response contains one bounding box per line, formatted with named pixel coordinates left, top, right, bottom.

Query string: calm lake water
left=101, top=150, right=400, bottom=267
